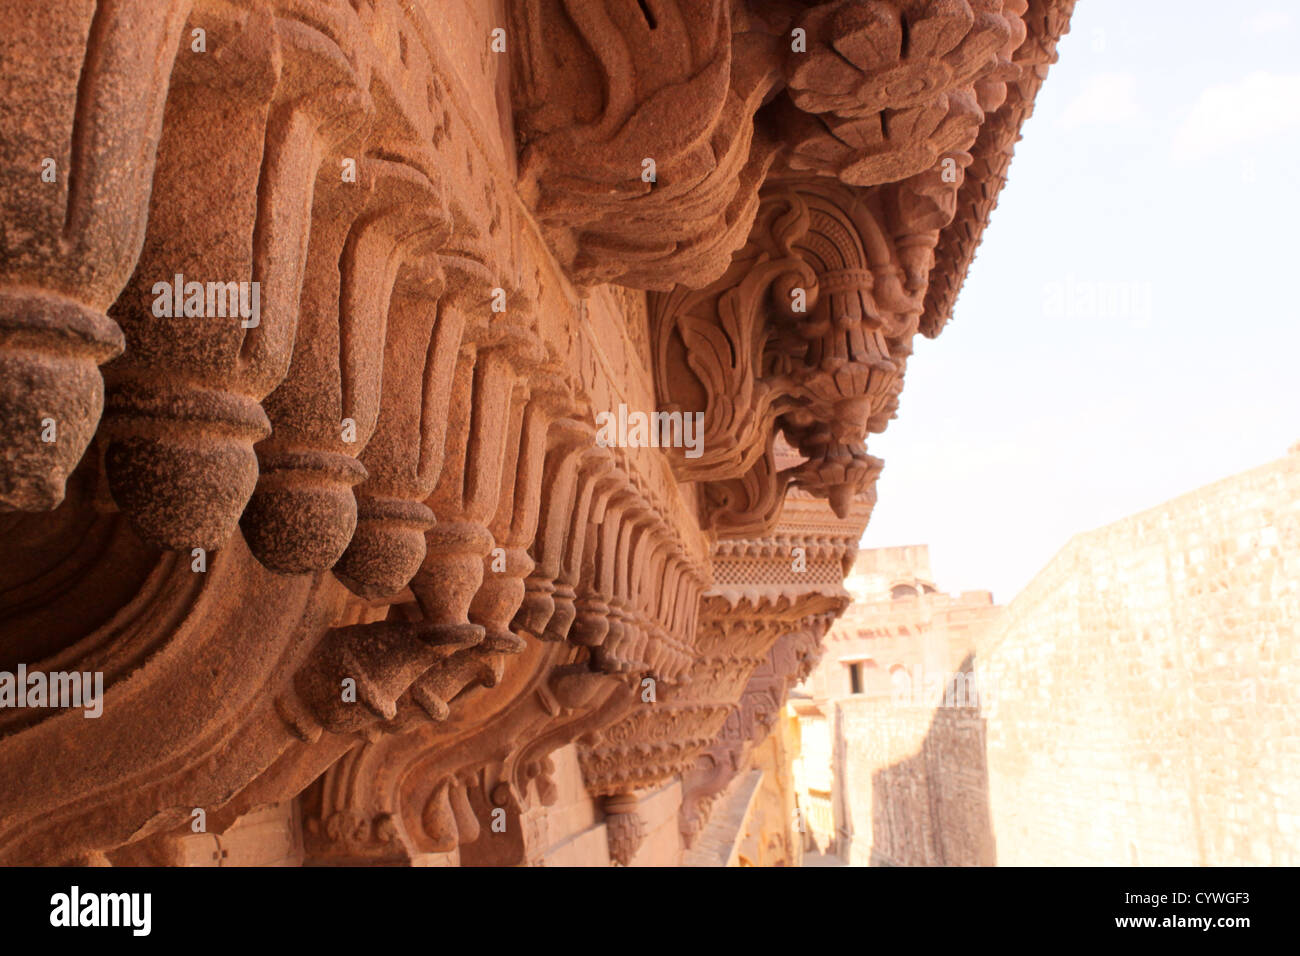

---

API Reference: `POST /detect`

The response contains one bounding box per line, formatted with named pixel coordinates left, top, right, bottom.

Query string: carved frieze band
left=0, top=0, right=1072, bottom=864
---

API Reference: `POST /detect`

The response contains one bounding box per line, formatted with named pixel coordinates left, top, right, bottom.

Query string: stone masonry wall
left=828, top=448, right=1299, bottom=865
left=834, top=690, right=992, bottom=866
left=980, top=448, right=1299, bottom=865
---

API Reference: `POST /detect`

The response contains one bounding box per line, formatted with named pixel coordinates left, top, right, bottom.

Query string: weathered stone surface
left=795, top=449, right=1299, bottom=867
left=0, top=0, right=1072, bottom=866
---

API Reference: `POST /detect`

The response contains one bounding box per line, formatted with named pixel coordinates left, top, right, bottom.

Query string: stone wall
left=980, top=447, right=1299, bottom=865
left=802, top=672, right=993, bottom=866
left=815, top=447, right=1299, bottom=866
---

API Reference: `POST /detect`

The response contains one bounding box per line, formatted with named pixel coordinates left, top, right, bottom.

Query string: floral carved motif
left=779, top=0, right=1026, bottom=185
left=652, top=164, right=964, bottom=534
left=0, top=0, right=1073, bottom=866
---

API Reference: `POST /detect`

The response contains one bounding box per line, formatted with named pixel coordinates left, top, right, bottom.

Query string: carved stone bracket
left=652, top=167, right=965, bottom=534
left=0, top=0, right=1074, bottom=866
left=0, top=0, right=189, bottom=513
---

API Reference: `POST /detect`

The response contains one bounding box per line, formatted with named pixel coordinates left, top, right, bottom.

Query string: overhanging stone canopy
left=0, top=0, right=1073, bottom=866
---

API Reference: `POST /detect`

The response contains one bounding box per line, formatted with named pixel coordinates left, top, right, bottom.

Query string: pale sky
left=862, top=0, right=1300, bottom=604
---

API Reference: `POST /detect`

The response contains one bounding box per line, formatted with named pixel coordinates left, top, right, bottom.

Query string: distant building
left=804, top=545, right=1001, bottom=703
left=793, top=445, right=1299, bottom=866
left=793, top=546, right=1002, bottom=863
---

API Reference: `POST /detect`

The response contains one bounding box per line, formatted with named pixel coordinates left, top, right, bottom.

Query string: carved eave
left=578, top=471, right=869, bottom=855
left=0, top=0, right=1074, bottom=867
left=509, top=0, right=785, bottom=291
left=922, top=0, right=1077, bottom=337
left=641, top=0, right=1073, bottom=540
left=649, top=169, right=930, bottom=536
left=679, top=627, right=826, bottom=848
left=673, top=454, right=872, bottom=848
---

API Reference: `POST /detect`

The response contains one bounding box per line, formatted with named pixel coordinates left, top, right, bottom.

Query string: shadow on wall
left=864, top=653, right=996, bottom=866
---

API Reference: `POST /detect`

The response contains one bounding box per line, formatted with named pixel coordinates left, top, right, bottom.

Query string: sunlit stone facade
left=0, top=0, right=1073, bottom=865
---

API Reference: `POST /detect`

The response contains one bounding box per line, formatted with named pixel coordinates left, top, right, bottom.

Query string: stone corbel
left=285, top=468, right=713, bottom=865
left=297, top=623, right=634, bottom=867
left=468, top=381, right=573, bottom=653
left=592, top=504, right=655, bottom=675
left=408, top=383, right=539, bottom=717
left=512, top=419, right=599, bottom=641
left=333, top=258, right=464, bottom=597
left=569, top=472, right=632, bottom=650
left=653, top=171, right=962, bottom=535
left=509, top=0, right=783, bottom=290
left=404, top=316, right=548, bottom=721
left=243, top=154, right=449, bottom=573
left=100, top=1, right=370, bottom=551
left=632, top=541, right=688, bottom=682
left=336, top=249, right=497, bottom=598
left=0, top=0, right=190, bottom=512
left=531, top=445, right=615, bottom=644
left=286, top=308, right=540, bottom=736
left=409, top=332, right=524, bottom=652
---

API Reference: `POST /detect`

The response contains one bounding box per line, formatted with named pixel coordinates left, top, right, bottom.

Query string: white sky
left=862, top=0, right=1300, bottom=603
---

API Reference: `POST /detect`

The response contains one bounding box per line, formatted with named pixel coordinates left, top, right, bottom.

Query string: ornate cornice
left=922, top=0, right=1076, bottom=335
left=0, top=0, right=1073, bottom=865
left=650, top=170, right=954, bottom=534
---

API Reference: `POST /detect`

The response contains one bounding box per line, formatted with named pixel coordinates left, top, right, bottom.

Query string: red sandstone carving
left=0, top=0, right=1073, bottom=866
left=778, top=0, right=1022, bottom=184
left=0, top=1, right=188, bottom=513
